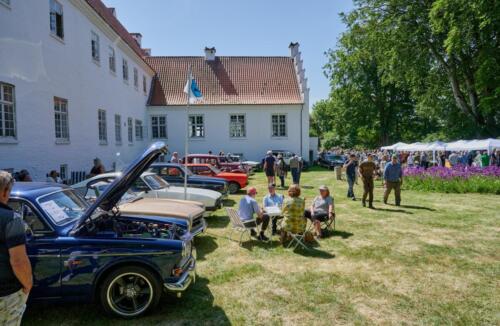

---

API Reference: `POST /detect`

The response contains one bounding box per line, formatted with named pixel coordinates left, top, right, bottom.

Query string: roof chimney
left=108, top=7, right=117, bottom=17
left=289, top=42, right=300, bottom=58
left=142, top=48, right=151, bottom=56
left=130, top=33, right=142, bottom=47
left=204, top=47, right=216, bottom=61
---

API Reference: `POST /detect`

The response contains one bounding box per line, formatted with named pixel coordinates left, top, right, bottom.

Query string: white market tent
left=381, top=138, right=500, bottom=154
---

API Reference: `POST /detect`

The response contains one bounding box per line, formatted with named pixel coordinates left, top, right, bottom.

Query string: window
left=151, top=115, right=167, bottom=139
left=98, top=109, right=107, bottom=144
left=9, top=201, right=50, bottom=233
left=1, top=0, right=11, bottom=7
left=0, top=83, right=16, bottom=139
left=142, top=75, right=147, bottom=93
left=188, top=115, right=204, bottom=138
left=127, top=117, right=133, bottom=143
left=49, top=0, right=64, bottom=39
left=271, top=114, right=287, bottom=137
left=230, top=114, right=246, bottom=138
left=59, top=164, right=67, bottom=182
left=135, top=119, right=143, bottom=141
left=91, top=31, right=100, bottom=62
left=108, top=46, right=116, bottom=73
left=114, top=114, right=121, bottom=144
left=122, top=58, right=128, bottom=81
left=133, top=68, right=138, bottom=88
left=54, top=97, right=69, bottom=141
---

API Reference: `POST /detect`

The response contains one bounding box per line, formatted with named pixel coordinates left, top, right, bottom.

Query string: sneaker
left=369, top=205, right=375, bottom=209
left=383, top=200, right=388, bottom=204
left=250, top=229, right=258, bottom=237
left=258, top=233, right=269, bottom=241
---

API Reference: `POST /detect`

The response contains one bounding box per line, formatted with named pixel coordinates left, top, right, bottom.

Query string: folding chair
left=284, top=222, right=313, bottom=250
left=225, top=208, right=259, bottom=246
left=320, top=214, right=336, bottom=232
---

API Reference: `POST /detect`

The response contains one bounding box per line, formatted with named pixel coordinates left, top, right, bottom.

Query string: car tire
left=99, top=265, right=162, bottom=318
left=228, top=182, right=240, bottom=194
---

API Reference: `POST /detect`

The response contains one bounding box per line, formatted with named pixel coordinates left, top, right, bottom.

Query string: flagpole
left=184, top=65, right=191, bottom=200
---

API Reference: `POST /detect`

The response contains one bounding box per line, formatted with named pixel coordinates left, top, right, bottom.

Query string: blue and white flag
left=184, top=73, right=203, bottom=104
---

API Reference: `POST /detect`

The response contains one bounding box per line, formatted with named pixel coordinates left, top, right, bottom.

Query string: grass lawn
left=24, top=167, right=500, bottom=325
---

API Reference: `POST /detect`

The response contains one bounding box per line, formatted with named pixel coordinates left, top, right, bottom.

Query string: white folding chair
left=226, top=208, right=257, bottom=246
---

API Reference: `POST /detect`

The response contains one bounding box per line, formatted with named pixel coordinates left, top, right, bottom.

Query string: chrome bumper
left=164, top=255, right=196, bottom=292
left=191, top=218, right=207, bottom=236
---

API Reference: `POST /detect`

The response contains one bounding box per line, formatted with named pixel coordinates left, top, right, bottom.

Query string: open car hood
left=73, top=142, right=168, bottom=231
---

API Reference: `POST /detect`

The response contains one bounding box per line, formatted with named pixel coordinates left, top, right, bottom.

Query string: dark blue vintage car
left=8, top=142, right=196, bottom=318
left=149, top=163, right=229, bottom=196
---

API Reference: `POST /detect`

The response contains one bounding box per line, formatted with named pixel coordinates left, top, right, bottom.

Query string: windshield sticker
left=41, top=200, right=69, bottom=223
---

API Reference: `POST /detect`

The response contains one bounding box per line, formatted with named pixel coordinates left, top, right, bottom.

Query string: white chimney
left=204, top=47, right=216, bottom=61
left=130, top=33, right=142, bottom=47
left=289, top=42, right=300, bottom=58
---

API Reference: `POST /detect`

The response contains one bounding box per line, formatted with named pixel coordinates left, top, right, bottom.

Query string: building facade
left=0, top=0, right=154, bottom=180
left=146, top=45, right=310, bottom=161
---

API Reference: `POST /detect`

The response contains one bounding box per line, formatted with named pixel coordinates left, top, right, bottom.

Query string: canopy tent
left=381, top=138, right=500, bottom=153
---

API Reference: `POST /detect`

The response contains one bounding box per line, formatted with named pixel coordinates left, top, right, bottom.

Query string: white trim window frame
left=54, top=97, right=69, bottom=143
left=229, top=114, right=246, bottom=138
left=135, top=119, right=143, bottom=141
left=188, top=114, right=205, bottom=139
left=127, top=117, right=133, bottom=144
left=122, top=58, right=129, bottom=82
left=151, top=115, right=167, bottom=139
left=91, top=31, right=100, bottom=63
left=271, top=113, right=287, bottom=138
left=142, top=75, right=147, bottom=94
left=98, top=109, right=107, bottom=144
left=114, top=114, right=122, bottom=145
left=133, top=68, right=139, bottom=89
left=59, top=164, right=68, bottom=181
left=49, top=0, right=64, bottom=40
left=0, top=82, right=16, bottom=140
left=108, top=46, right=116, bottom=73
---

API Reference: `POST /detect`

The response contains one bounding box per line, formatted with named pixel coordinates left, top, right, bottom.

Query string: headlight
left=182, top=240, right=191, bottom=257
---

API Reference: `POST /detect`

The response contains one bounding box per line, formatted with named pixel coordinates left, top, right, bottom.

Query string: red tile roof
left=85, top=0, right=149, bottom=65
left=146, top=56, right=304, bottom=106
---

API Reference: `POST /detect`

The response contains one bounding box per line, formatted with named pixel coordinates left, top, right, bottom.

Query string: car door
left=163, top=167, right=185, bottom=186
left=9, top=200, right=62, bottom=299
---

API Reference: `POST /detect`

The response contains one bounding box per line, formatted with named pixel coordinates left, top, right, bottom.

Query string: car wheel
left=228, top=182, right=240, bottom=194
left=99, top=266, right=162, bottom=318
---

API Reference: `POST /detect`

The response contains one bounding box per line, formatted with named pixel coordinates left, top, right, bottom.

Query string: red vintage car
left=183, top=154, right=247, bottom=174
left=186, top=164, right=248, bottom=194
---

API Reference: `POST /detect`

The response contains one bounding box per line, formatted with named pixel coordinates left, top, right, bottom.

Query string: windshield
left=38, top=189, right=89, bottom=226
left=143, top=174, right=170, bottom=190
left=179, top=165, right=193, bottom=176
left=208, top=165, right=222, bottom=175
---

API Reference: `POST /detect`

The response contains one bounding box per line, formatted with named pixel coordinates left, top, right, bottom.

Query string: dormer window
left=49, top=0, right=64, bottom=39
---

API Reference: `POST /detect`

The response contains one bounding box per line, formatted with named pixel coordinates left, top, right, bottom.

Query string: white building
left=0, top=0, right=311, bottom=181
left=0, top=0, right=154, bottom=181
left=146, top=44, right=310, bottom=161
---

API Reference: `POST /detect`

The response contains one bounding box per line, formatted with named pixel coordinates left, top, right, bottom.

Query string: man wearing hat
left=384, top=155, right=403, bottom=206
left=358, top=153, right=376, bottom=208
left=238, top=187, right=270, bottom=241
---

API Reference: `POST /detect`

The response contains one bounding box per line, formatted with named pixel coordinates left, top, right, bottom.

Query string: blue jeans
left=291, top=168, right=300, bottom=184
left=347, top=175, right=355, bottom=198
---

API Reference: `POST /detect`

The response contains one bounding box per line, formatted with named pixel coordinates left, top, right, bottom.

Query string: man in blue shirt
left=262, top=184, right=284, bottom=235
left=238, top=187, right=269, bottom=241
left=383, top=155, right=403, bottom=206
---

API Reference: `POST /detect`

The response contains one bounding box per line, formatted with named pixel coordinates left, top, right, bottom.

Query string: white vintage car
left=72, top=172, right=223, bottom=212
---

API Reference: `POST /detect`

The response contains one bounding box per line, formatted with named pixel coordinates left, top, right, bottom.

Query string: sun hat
left=319, top=185, right=329, bottom=191
left=267, top=150, right=272, bottom=155
left=268, top=183, right=276, bottom=189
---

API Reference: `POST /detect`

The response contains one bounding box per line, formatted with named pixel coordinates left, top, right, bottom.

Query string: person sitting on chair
left=281, top=184, right=306, bottom=243
left=262, top=184, right=284, bottom=235
left=237, top=187, right=270, bottom=241
left=304, top=185, right=335, bottom=238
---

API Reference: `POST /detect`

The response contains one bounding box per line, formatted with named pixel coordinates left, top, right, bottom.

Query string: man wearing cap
left=263, top=151, right=276, bottom=185
left=0, top=171, right=33, bottom=325
left=358, top=154, right=376, bottom=208
left=384, top=155, right=403, bottom=206
left=238, top=187, right=270, bottom=241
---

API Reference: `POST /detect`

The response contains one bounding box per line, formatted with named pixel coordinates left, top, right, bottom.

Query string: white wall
left=147, top=104, right=310, bottom=161
left=0, top=0, right=154, bottom=180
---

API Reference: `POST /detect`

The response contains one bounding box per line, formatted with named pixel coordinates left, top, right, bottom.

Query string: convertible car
left=8, top=142, right=196, bottom=318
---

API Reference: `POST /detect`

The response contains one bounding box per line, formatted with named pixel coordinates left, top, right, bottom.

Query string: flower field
left=403, top=165, right=500, bottom=194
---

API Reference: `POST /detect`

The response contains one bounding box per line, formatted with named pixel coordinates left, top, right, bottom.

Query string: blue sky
left=103, top=0, right=354, bottom=107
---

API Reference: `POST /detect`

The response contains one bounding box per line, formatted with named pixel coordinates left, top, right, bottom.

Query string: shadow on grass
left=195, top=234, right=219, bottom=261
left=323, top=229, right=354, bottom=239
left=206, top=214, right=230, bottom=229
left=292, top=246, right=336, bottom=259
left=373, top=207, right=414, bottom=214
left=241, top=239, right=282, bottom=250
left=398, top=204, right=436, bottom=211
left=222, top=199, right=236, bottom=207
